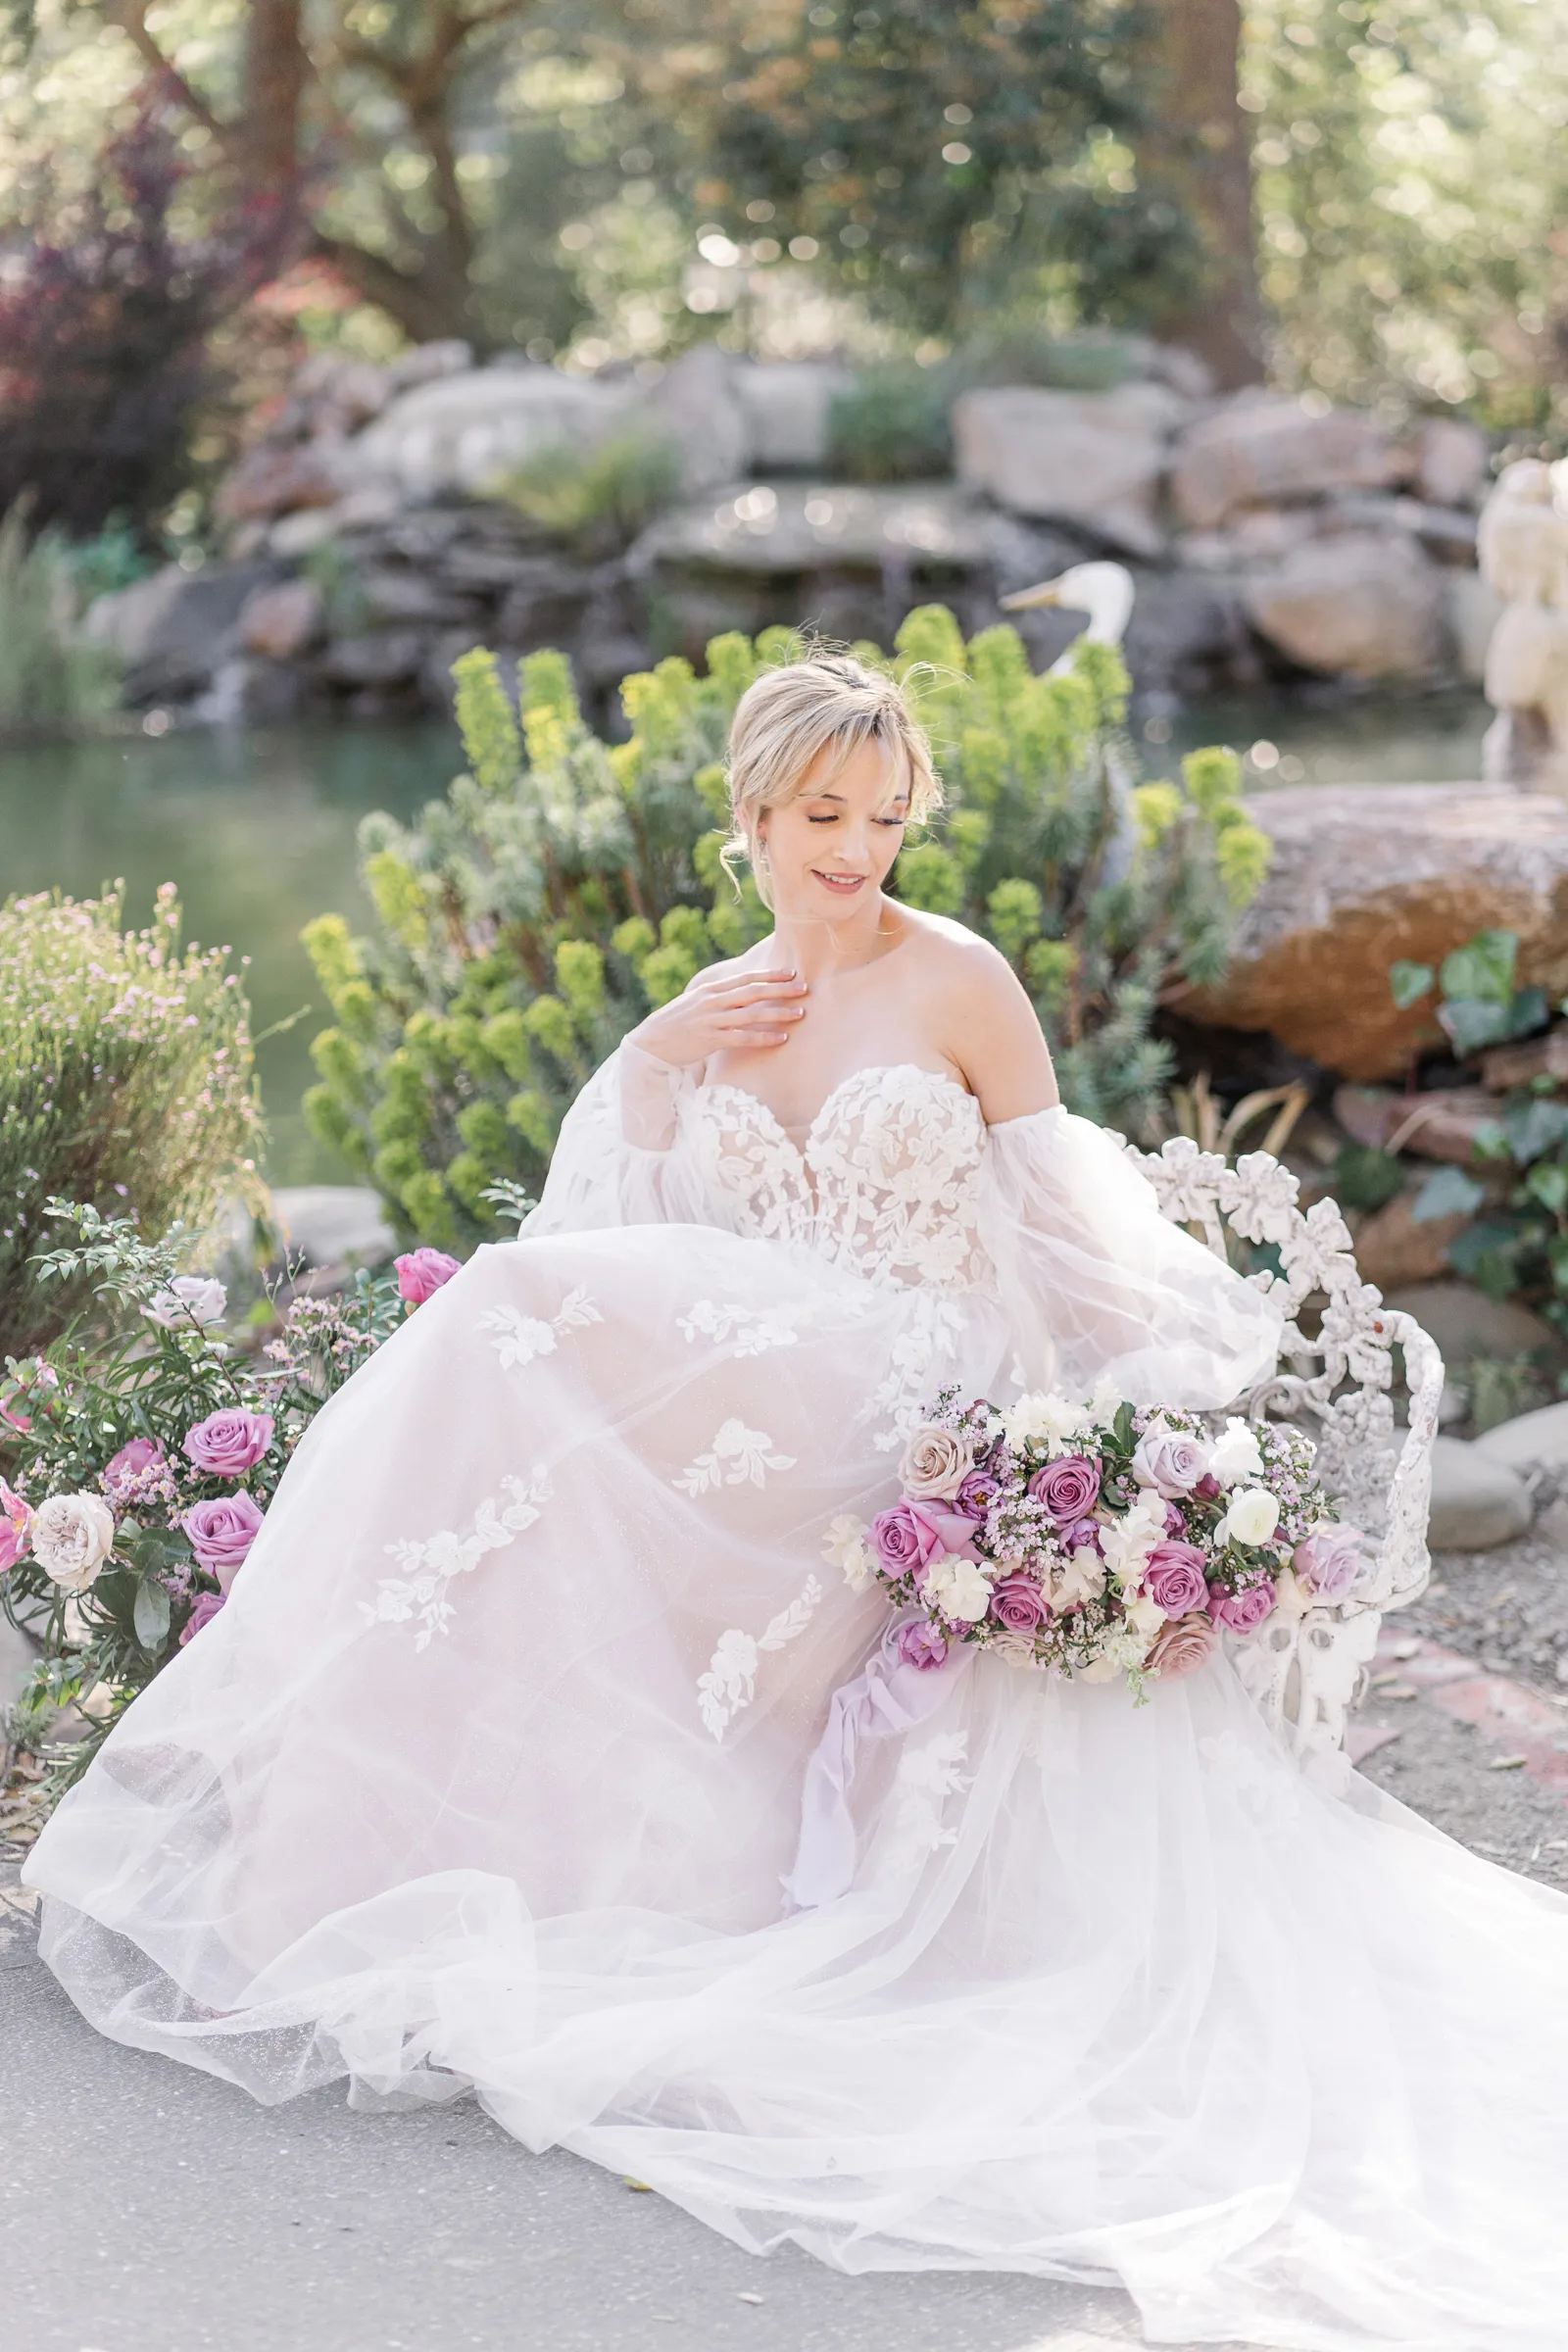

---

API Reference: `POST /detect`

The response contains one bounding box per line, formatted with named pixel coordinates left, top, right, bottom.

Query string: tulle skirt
left=24, top=1224, right=1568, bottom=2350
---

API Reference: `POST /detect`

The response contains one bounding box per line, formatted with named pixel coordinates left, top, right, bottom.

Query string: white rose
left=142, top=1276, right=227, bottom=1330
left=924, top=1554, right=994, bottom=1625
left=898, top=1425, right=974, bottom=1500
left=1216, top=1486, right=1280, bottom=1547
left=820, top=1514, right=876, bottom=1592
left=31, top=1492, right=117, bottom=1592
left=1208, top=1416, right=1264, bottom=1488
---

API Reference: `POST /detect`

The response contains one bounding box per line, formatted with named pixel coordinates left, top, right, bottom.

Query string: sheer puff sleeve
left=520, top=1043, right=710, bottom=1235
left=978, top=1106, right=1285, bottom=1411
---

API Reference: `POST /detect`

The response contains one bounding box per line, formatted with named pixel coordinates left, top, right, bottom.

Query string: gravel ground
left=1398, top=1511, right=1568, bottom=1696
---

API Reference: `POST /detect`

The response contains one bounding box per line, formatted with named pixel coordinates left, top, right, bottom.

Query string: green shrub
left=0, top=506, right=122, bottom=740
left=827, top=367, right=955, bottom=483
left=0, top=886, right=262, bottom=1356
left=491, top=429, right=681, bottom=551
left=304, top=612, right=1271, bottom=1250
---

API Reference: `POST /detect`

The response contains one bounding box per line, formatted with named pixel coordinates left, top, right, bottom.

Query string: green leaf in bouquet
left=132, top=1580, right=172, bottom=1653
left=1111, top=1401, right=1137, bottom=1452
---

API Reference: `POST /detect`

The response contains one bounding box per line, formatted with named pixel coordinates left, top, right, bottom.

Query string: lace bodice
left=686, top=1063, right=997, bottom=1294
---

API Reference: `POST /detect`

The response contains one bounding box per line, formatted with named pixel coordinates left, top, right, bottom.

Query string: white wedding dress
left=24, top=1054, right=1568, bottom=2350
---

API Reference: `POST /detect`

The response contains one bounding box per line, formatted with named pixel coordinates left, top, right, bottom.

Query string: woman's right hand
left=627, top=964, right=808, bottom=1070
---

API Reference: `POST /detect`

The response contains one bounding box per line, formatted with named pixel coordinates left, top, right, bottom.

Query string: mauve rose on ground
left=395, top=1249, right=462, bottom=1305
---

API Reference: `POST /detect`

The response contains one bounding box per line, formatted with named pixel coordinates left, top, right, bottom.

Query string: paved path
left=7, top=1545, right=1568, bottom=2352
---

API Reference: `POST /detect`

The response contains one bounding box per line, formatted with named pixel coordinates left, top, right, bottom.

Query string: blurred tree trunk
left=241, top=0, right=309, bottom=199
left=1138, top=0, right=1264, bottom=389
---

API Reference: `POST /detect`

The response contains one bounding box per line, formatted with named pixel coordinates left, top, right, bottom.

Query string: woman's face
left=758, top=736, right=908, bottom=924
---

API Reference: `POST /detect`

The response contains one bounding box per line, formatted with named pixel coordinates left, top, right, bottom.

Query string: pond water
left=0, top=689, right=1490, bottom=1186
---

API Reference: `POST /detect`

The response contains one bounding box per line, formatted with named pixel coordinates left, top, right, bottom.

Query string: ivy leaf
left=1390, top=960, right=1435, bottom=1010
left=132, top=1580, right=171, bottom=1653
left=1502, top=1097, right=1568, bottom=1165
left=1439, top=928, right=1518, bottom=1007
left=1438, top=997, right=1511, bottom=1057
left=1410, top=1166, right=1486, bottom=1224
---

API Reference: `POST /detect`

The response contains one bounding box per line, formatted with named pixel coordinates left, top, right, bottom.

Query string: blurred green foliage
left=303, top=612, right=1270, bottom=1250
left=0, top=506, right=122, bottom=740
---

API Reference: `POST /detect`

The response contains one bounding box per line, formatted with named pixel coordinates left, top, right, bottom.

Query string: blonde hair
left=721, top=651, right=942, bottom=908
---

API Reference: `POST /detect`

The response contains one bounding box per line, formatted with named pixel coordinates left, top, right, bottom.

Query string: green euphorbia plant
left=302, top=612, right=1271, bottom=1251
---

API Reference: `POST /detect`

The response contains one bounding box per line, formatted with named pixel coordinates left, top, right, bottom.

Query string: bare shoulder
left=897, top=909, right=1058, bottom=1120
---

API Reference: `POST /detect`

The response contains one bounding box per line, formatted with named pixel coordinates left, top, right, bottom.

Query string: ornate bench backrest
left=1128, top=1137, right=1445, bottom=1784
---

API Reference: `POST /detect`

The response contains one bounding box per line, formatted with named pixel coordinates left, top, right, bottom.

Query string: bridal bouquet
left=821, top=1387, right=1365, bottom=1694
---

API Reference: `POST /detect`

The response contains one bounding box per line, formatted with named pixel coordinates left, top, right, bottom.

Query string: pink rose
left=395, top=1248, right=462, bottom=1306
left=990, top=1574, right=1048, bottom=1634
left=1028, top=1454, right=1102, bottom=1524
left=1141, top=1542, right=1210, bottom=1618
left=182, top=1492, right=266, bottom=1593
left=182, top=1408, right=274, bottom=1477
left=1293, top=1524, right=1366, bottom=1602
left=872, top=1500, right=944, bottom=1577
left=0, top=1479, right=30, bottom=1574
left=896, top=1619, right=950, bottom=1671
left=179, top=1590, right=226, bottom=1645
left=1209, top=1579, right=1278, bottom=1636
left=1132, top=1425, right=1209, bottom=1497
left=1145, top=1611, right=1217, bottom=1680
left=102, top=1437, right=164, bottom=1497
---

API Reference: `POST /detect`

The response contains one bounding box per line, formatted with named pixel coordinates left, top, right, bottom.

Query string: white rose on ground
left=924, top=1555, right=994, bottom=1625
left=31, top=1493, right=117, bottom=1592
left=142, top=1276, right=227, bottom=1330
left=1216, top=1487, right=1281, bottom=1548
left=898, top=1425, right=974, bottom=1499
left=1208, top=1416, right=1265, bottom=1487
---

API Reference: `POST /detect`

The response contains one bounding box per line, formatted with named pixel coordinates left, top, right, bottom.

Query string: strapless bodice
left=686, top=1062, right=997, bottom=1294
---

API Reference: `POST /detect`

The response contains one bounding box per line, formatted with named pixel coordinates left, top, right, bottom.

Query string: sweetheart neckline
left=695, top=1061, right=979, bottom=1154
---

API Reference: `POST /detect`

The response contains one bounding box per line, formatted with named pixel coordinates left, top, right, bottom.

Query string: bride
left=24, top=654, right=1568, bottom=2349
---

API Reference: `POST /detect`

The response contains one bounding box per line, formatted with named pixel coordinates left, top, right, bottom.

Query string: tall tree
left=1136, top=0, right=1263, bottom=388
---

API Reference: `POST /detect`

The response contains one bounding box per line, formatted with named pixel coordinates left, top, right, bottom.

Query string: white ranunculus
left=1050, top=1548, right=1107, bottom=1611
left=924, top=1554, right=993, bottom=1626
left=31, top=1492, right=117, bottom=1592
left=1216, top=1486, right=1281, bottom=1548
left=1000, top=1391, right=1089, bottom=1456
left=142, top=1276, right=227, bottom=1330
left=1126, top=1591, right=1168, bottom=1639
left=1208, top=1416, right=1265, bottom=1488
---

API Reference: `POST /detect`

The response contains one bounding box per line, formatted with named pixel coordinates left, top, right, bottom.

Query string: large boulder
left=85, top=560, right=275, bottom=704
left=1171, top=394, right=1409, bottom=530
left=642, top=344, right=752, bottom=494
left=632, top=481, right=995, bottom=575
left=351, top=367, right=630, bottom=499
left=951, top=383, right=1186, bottom=559
left=1475, top=1399, right=1568, bottom=1478
left=1385, top=1282, right=1562, bottom=1373
left=1244, top=529, right=1450, bottom=678
left=1175, top=784, right=1568, bottom=1078
left=733, top=361, right=853, bottom=472
left=216, top=442, right=349, bottom=521
left=1417, top=416, right=1490, bottom=511
left=1428, top=1435, right=1533, bottom=1549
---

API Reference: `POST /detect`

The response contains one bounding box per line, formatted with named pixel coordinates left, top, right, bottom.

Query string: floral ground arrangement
left=0, top=1206, right=466, bottom=1786
left=824, top=1387, right=1366, bottom=1693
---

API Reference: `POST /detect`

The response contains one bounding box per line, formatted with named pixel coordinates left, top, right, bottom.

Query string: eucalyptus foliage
left=0, top=885, right=262, bottom=1357
left=303, top=613, right=1270, bottom=1251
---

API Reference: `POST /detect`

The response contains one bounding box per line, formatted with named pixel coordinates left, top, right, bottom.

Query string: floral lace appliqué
left=674, top=1418, right=797, bottom=1496
left=479, top=1285, right=602, bottom=1369
left=697, top=1574, right=823, bottom=1740
left=363, top=1472, right=551, bottom=1648
left=881, top=1731, right=972, bottom=1874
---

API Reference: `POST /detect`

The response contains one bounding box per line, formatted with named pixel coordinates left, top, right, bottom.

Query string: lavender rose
left=990, top=1574, right=1049, bottom=1635
left=871, top=1500, right=947, bottom=1578
left=1028, top=1454, right=1102, bottom=1524
left=1131, top=1424, right=1210, bottom=1498
left=896, top=1619, right=950, bottom=1672
left=395, top=1249, right=462, bottom=1306
left=1062, top=1516, right=1103, bottom=1555
left=179, top=1591, right=226, bottom=1646
left=182, top=1492, right=266, bottom=1593
left=1141, top=1542, right=1210, bottom=1618
left=1293, top=1523, right=1366, bottom=1602
left=899, top=1424, right=975, bottom=1500
left=102, top=1437, right=164, bottom=1497
left=1208, top=1579, right=1278, bottom=1636
left=182, top=1408, right=275, bottom=1478
left=1145, top=1611, right=1217, bottom=1681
